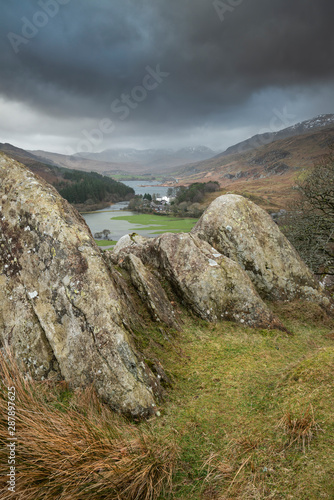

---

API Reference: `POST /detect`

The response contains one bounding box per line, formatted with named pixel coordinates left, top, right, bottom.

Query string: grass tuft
left=277, top=405, right=323, bottom=453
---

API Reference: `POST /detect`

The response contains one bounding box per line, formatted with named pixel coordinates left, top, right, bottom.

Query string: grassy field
left=95, top=239, right=117, bottom=247
left=111, top=213, right=199, bottom=234
left=148, top=302, right=334, bottom=499
left=1, top=302, right=333, bottom=499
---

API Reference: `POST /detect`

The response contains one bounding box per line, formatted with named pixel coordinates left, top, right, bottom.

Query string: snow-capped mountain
left=285, top=114, right=334, bottom=134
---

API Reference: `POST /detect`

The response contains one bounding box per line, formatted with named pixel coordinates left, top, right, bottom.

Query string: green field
left=95, top=239, right=117, bottom=247
left=111, top=213, right=198, bottom=234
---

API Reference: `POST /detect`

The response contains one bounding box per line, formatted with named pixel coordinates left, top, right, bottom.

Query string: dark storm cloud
left=0, top=0, right=333, bottom=147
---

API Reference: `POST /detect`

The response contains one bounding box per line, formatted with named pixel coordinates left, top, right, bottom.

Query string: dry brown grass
left=202, top=452, right=234, bottom=483
left=271, top=300, right=334, bottom=328
left=277, top=405, right=323, bottom=453
left=0, top=349, right=178, bottom=500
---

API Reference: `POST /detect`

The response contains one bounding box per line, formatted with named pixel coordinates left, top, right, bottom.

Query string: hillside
left=0, top=144, right=134, bottom=210
left=0, top=142, right=64, bottom=184
left=76, top=146, right=217, bottom=172
left=220, top=113, right=334, bottom=157
left=176, top=125, right=334, bottom=210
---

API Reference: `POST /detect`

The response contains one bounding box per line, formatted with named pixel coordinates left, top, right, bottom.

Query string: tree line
left=55, top=170, right=134, bottom=205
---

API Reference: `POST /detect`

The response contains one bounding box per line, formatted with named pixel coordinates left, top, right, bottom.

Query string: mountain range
left=75, top=145, right=217, bottom=169
left=1, top=113, right=334, bottom=210
left=29, top=146, right=217, bottom=175
left=219, top=114, right=334, bottom=157
left=173, top=114, right=334, bottom=209
left=178, top=114, right=334, bottom=180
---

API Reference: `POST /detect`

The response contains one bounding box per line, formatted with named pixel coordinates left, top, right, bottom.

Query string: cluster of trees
left=173, top=181, right=220, bottom=204
left=169, top=181, right=220, bottom=216
left=55, top=171, right=134, bottom=205
left=281, top=148, right=334, bottom=278
left=127, top=181, right=221, bottom=217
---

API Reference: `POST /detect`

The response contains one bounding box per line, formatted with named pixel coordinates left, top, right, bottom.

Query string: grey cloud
left=0, top=0, right=333, bottom=150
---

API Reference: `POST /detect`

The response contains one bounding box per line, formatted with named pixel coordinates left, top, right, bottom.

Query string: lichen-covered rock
left=0, top=154, right=160, bottom=417
left=192, top=194, right=330, bottom=307
left=121, top=254, right=179, bottom=329
left=113, top=233, right=149, bottom=257
left=112, top=232, right=287, bottom=331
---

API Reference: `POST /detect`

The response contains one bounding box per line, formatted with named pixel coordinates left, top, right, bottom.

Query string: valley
left=2, top=114, right=334, bottom=214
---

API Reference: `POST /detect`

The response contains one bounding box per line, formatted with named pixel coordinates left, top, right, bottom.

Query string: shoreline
left=75, top=200, right=129, bottom=214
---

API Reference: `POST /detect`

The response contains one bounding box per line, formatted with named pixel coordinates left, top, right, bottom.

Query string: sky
left=0, top=0, right=333, bottom=155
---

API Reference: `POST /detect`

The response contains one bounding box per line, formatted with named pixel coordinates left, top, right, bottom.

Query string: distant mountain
left=178, top=123, right=334, bottom=181
left=219, top=114, right=334, bottom=157
left=75, top=146, right=217, bottom=171
left=30, top=149, right=136, bottom=175
left=29, top=146, right=216, bottom=175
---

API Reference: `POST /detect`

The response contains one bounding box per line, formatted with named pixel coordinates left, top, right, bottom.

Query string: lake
left=82, top=180, right=176, bottom=243
left=120, top=180, right=170, bottom=198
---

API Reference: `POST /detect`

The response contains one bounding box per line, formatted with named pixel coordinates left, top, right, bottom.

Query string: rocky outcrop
left=2, top=155, right=330, bottom=417
left=192, top=194, right=330, bottom=308
left=111, top=232, right=287, bottom=331
left=0, top=154, right=161, bottom=417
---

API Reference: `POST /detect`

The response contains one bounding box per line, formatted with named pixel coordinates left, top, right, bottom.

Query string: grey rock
left=192, top=194, right=331, bottom=308
left=112, top=232, right=287, bottom=330
left=121, top=254, right=179, bottom=329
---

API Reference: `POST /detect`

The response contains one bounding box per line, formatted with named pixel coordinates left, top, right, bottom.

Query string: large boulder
left=0, top=154, right=161, bottom=417
left=192, top=194, right=330, bottom=307
left=112, top=232, right=287, bottom=331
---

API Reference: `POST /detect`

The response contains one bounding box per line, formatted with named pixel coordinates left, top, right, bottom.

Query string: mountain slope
left=0, top=143, right=64, bottom=184
left=175, top=124, right=334, bottom=210
left=219, top=113, right=334, bottom=157
left=29, top=147, right=217, bottom=176
left=74, top=146, right=217, bottom=171
left=30, top=149, right=137, bottom=175
left=179, top=125, right=334, bottom=179
left=0, top=143, right=134, bottom=210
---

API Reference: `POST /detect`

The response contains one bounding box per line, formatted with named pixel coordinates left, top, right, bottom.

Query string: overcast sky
left=0, top=0, right=333, bottom=154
